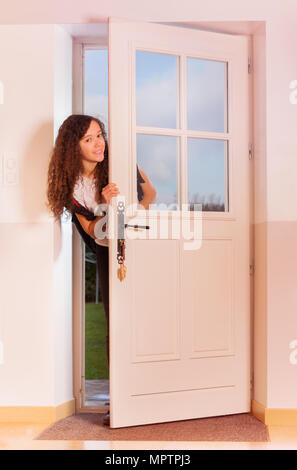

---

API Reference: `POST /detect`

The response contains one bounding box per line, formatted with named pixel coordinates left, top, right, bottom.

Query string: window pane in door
left=136, top=51, right=177, bottom=129
left=188, top=138, right=228, bottom=212
left=187, top=58, right=227, bottom=133
left=137, top=134, right=178, bottom=209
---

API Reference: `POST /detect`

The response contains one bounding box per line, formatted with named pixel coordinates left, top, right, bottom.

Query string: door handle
left=116, top=198, right=150, bottom=281
left=124, top=223, right=150, bottom=230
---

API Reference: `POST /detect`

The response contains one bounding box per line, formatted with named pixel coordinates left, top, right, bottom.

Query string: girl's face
left=79, top=120, right=105, bottom=165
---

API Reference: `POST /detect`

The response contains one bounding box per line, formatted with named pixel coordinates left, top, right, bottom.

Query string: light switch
left=0, top=154, right=19, bottom=186
left=4, top=154, right=18, bottom=185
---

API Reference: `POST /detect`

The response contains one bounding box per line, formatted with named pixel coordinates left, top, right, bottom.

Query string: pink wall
left=0, top=24, right=73, bottom=408
left=1, top=0, right=297, bottom=410
left=0, top=0, right=294, bottom=24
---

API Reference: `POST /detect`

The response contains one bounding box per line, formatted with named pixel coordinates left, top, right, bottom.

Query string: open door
left=108, top=18, right=251, bottom=428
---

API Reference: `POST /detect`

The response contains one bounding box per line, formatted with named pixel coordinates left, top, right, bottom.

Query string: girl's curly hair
left=47, top=114, right=108, bottom=220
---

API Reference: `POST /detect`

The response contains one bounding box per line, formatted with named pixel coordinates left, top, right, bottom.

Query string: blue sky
left=84, top=49, right=108, bottom=127
left=136, top=51, right=177, bottom=129
left=85, top=49, right=108, bottom=96
left=84, top=48, right=228, bottom=210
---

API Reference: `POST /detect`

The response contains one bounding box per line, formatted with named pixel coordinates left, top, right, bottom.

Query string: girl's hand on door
left=137, top=167, right=157, bottom=210
left=101, top=183, right=120, bottom=204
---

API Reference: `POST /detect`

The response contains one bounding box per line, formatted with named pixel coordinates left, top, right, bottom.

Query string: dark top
left=71, top=165, right=146, bottom=254
left=137, top=166, right=145, bottom=202
left=72, top=200, right=97, bottom=254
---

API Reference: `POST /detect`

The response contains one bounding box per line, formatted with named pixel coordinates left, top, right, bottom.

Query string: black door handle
left=124, top=224, right=150, bottom=230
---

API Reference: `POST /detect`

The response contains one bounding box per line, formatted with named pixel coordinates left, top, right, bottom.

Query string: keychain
left=117, top=262, right=127, bottom=281
left=117, top=198, right=126, bottom=282
left=117, top=238, right=127, bottom=281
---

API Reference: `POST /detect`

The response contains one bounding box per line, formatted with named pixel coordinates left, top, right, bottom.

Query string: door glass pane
left=84, top=49, right=108, bottom=129
left=137, top=134, right=178, bottom=209
left=187, top=58, right=227, bottom=133
left=136, top=51, right=177, bottom=129
left=188, top=138, right=228, bottom=212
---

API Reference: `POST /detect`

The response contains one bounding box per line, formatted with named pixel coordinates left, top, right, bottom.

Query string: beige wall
left=52, top=26, right=73, bottom=406
left=253, top=26, right=267, bottom=407
left=0, top=24, right=73, bottom=407
left=0, top=0, right=297, bottom=410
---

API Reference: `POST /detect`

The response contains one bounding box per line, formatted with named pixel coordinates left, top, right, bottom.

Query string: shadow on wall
left=21, top=121, right=53, bottom=220
left=21, top=121, right=63, bottom=260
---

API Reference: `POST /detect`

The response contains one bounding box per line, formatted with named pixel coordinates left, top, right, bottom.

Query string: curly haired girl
left=47, top=114, right=156, bottom=424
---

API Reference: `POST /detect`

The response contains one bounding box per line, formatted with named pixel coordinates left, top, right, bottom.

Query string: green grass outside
left=85, top=302, right=109, bottom=380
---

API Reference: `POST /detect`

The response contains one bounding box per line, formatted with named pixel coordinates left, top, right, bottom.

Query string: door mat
left=35, top=413, right=268, bottom=442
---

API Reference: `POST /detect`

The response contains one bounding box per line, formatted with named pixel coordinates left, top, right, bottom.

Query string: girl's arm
left=74, top=183, right=119, bottom=239
left=76, top=213, right=105, bottom=239
left=138, top=167, right=157, bottom=210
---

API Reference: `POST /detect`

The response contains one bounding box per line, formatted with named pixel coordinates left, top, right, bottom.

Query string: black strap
left=71, top=198, right=97, bottom=254
left=137, top=165, right=145, bottom=202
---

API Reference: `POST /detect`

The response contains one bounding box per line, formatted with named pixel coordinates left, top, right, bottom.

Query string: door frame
left=72, top=35, right=109, bottom=414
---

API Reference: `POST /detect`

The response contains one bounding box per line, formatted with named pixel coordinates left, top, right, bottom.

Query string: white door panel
left=108, top=18, right=250, bottom=428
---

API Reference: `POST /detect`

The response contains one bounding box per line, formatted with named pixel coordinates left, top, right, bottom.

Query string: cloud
left=136, top=76, right=176, bottom=128
left=84, top=58, right=226, bottom=206
left=136, top=59, right=226, bottom=132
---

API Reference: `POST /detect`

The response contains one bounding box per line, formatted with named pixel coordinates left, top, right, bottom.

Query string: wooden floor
left=1, top=421, right=297, bottom=449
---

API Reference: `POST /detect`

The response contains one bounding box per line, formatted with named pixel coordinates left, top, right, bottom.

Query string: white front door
left=108, top=18, right=251, bottom=428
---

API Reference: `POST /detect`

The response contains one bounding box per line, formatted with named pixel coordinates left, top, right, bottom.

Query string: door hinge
left=249, top=264, right=255, bottom=276
left=248, top=56, right=252, bottom=74
left=249, top=143, right=253, bottom=160
left=250, top=373, right=254, bottom=391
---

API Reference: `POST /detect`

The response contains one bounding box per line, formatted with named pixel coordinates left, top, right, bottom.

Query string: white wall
left=264, top=17, right=297, bottom=409
left=0, top=0, right=297, bottom=410
left=252, top=25, right=268, bottom=408
left=52, top=25, right=73, bottom=406
left=0, top=24, right=73, bottom=407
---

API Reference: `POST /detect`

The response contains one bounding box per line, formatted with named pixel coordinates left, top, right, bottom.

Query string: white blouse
left=73, top=175, right=108, bottom=247
left=73, top=175, right=98, bottom=213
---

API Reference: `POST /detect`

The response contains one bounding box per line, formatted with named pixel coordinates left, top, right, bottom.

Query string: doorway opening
left=84, top=246, right=109, bottom=406
left=83, top=46, right=109, bottom=408
left=72, top=24, right=110, bottom=412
